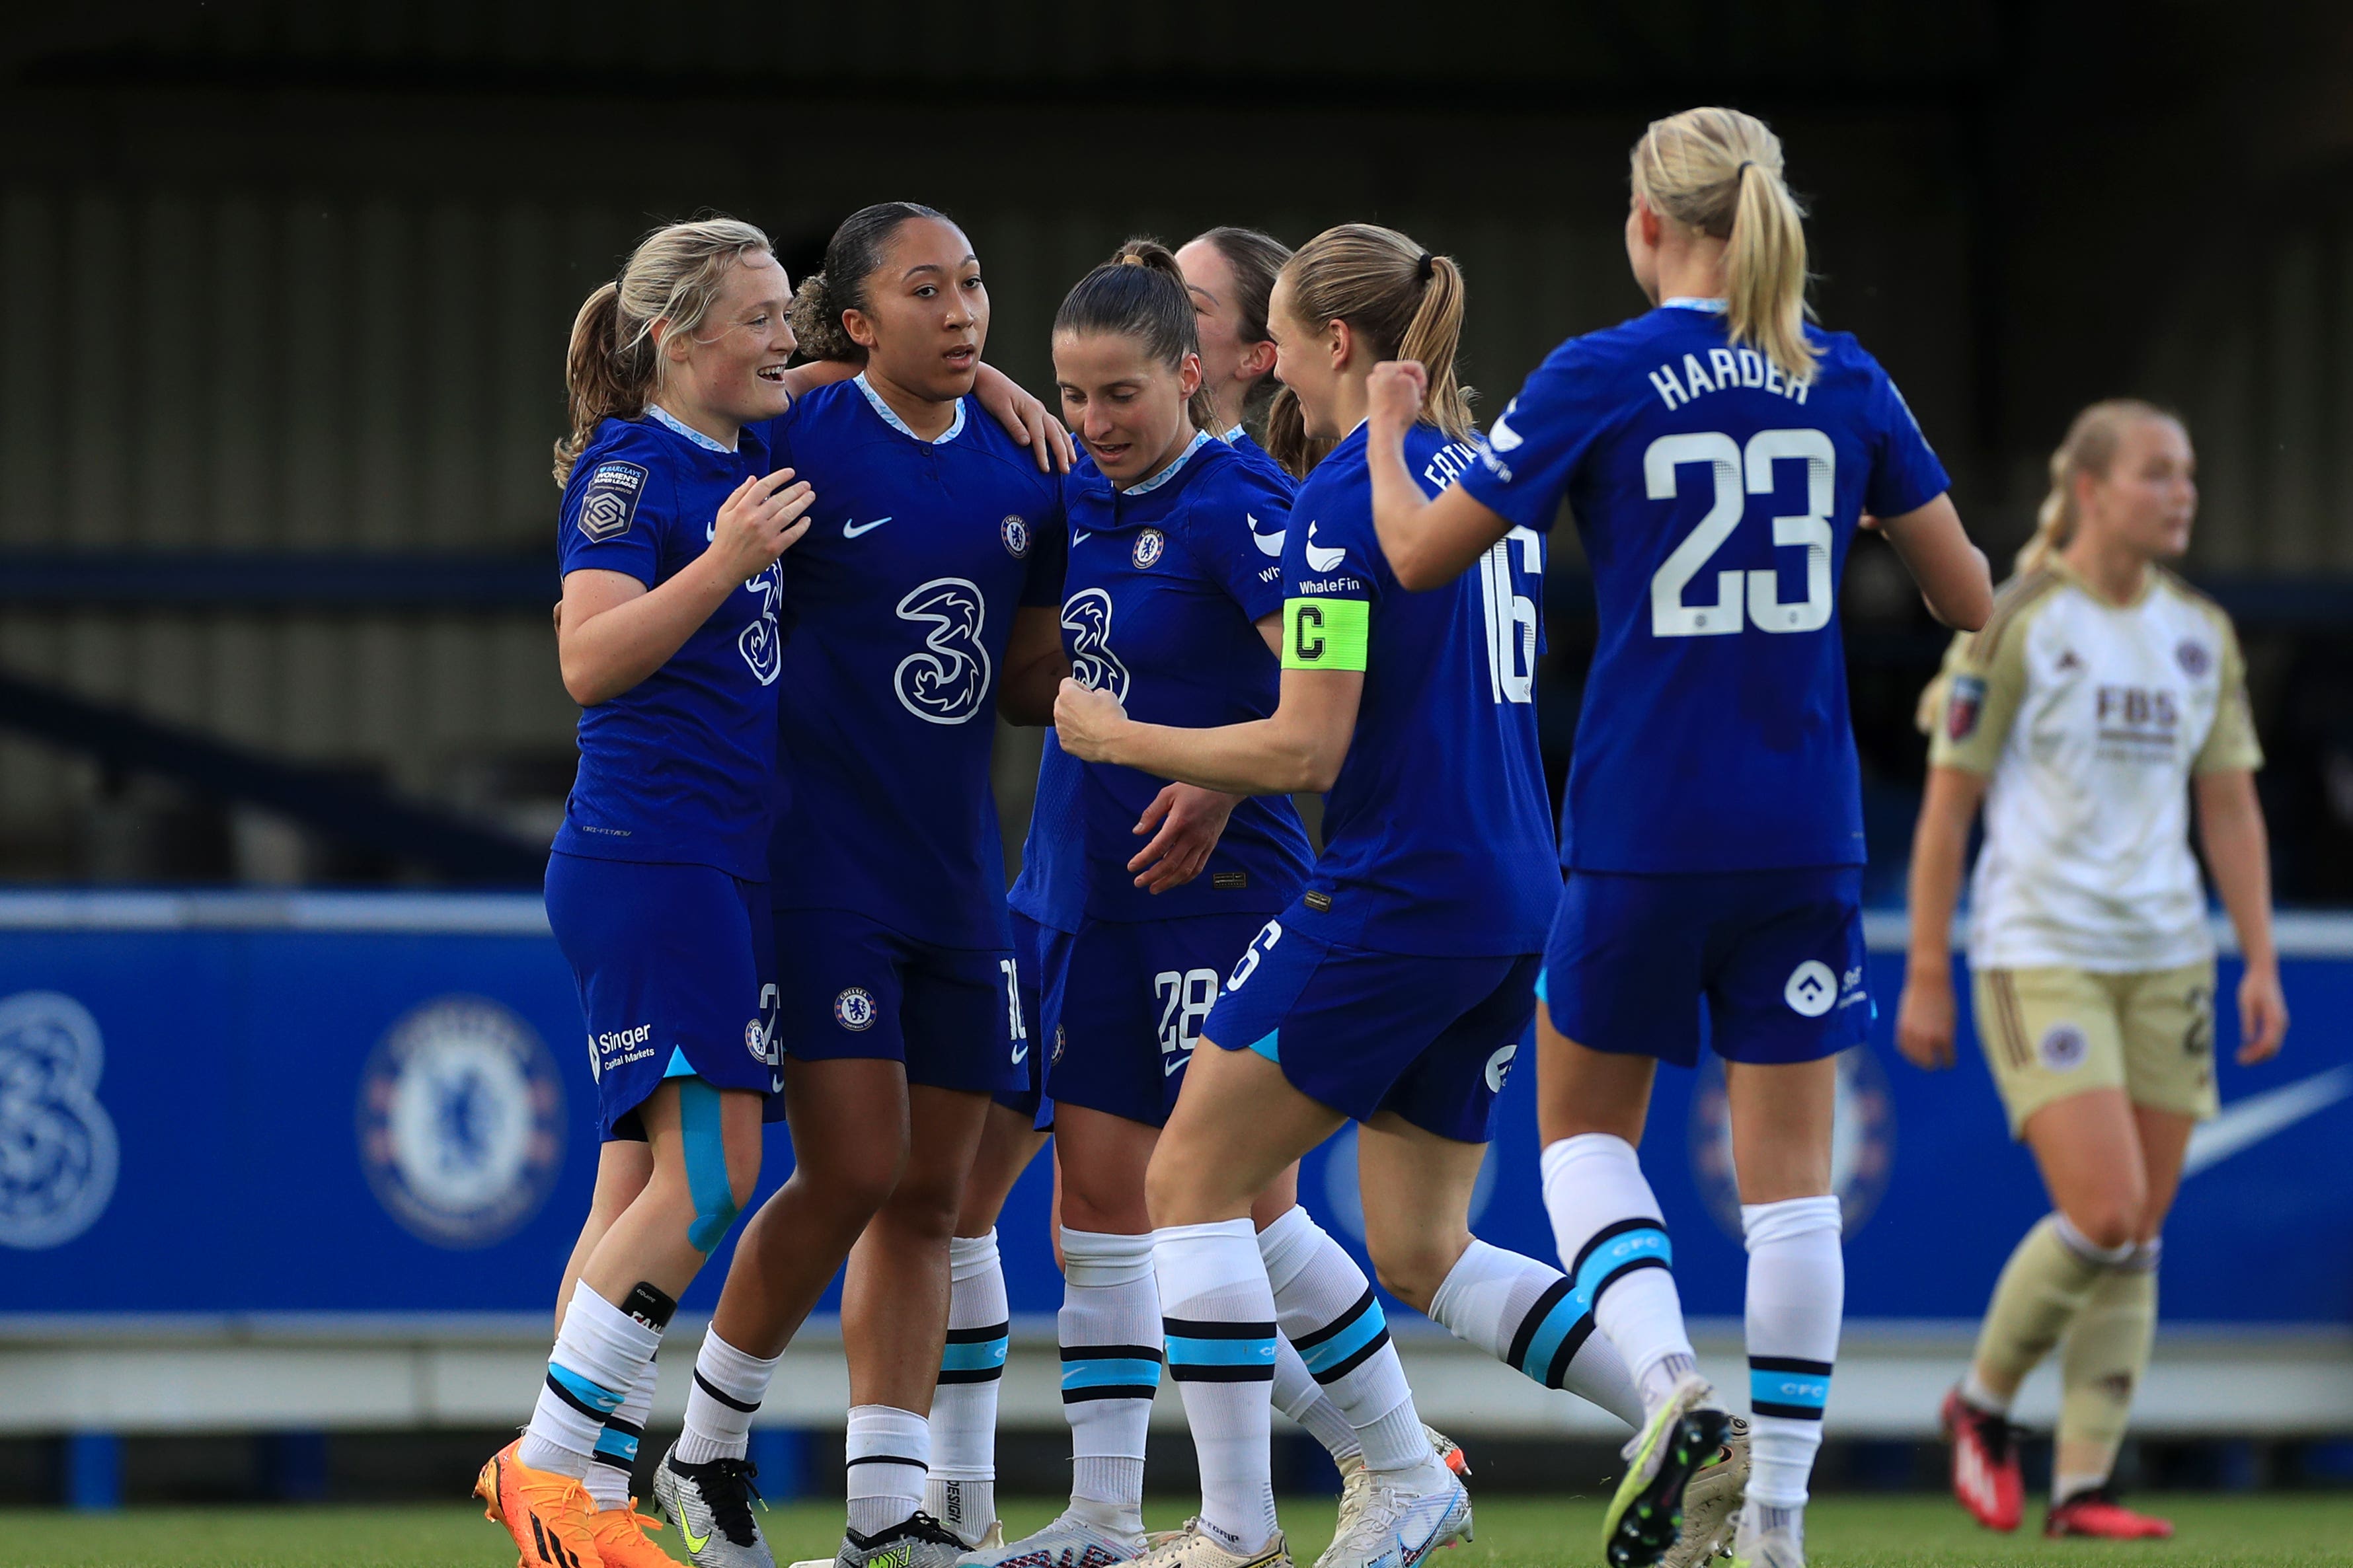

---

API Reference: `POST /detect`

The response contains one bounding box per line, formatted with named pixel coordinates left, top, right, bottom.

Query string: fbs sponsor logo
left=358, top=996, right=565, bottom=1249
left=0, top=990, right=120, bottom=1250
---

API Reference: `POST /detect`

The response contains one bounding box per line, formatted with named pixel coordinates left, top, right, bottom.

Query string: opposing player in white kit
left=1900, top=399, right=2288, bottom=1542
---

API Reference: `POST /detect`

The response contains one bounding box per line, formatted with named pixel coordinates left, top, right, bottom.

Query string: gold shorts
left=1971, top=962, right=2219, bottom=1139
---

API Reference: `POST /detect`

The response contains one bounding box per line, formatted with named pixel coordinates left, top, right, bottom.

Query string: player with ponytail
left=1900, top=400, right=2285, bottom=1543
left=1175, top=227, right=1307, bottom=479
left=481, top=215, right=822, bottom=1568
left=1054, top=223, right=1661, bottom=1568
left=1362, top=107, right=1993, bottom=1568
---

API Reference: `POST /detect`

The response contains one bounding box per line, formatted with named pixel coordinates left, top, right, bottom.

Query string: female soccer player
left=651, top=202, right=1071, bottom=1568
left=1362, top=108, right=1993, bottom=1568
left=475, top=216, right=817, bottom=1568
left=1056, top=223, right=1654, bottom=1568
left=1176, top=227, right=1292, bottom=473
left=1899, top=400, right=2288, bottom=1541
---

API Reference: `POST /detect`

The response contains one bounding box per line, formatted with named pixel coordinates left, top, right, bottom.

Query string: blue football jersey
left=553, top=412, right=779, bottom=881
left=1458, top=301, right=1950, bottom=874
left=1221, top=425, right=1293, bottom=490
left=1048, top=433, right=1311, bottom=924
left=755, top=375, right=1065, bottom=950
left=1279, top=422, right=1558, bottom=955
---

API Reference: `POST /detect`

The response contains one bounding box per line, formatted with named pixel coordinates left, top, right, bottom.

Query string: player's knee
left=878, top=1164, right=963, bottom=1242
left=2066, top=1193, right=2143, bottom=1253
left=1364, top=1236, right=1453, bottom=1315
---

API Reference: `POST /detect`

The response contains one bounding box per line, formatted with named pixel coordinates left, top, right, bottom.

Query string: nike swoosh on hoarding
left=2182, top=1066, right=2353, bottom=1177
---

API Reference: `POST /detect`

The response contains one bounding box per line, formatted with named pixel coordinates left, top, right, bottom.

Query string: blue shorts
left=544, top=852, right=780, bottom=1142
left=774, top=907, right=1024, bottom=1098
left=997, top=911, right=1050, bottom=1125
left=1042, top=909, right=1276, bottom=1129
left=1541, top=867, right=1870, bottom=1068
left=1200, top=911, right=1538, bottom=1144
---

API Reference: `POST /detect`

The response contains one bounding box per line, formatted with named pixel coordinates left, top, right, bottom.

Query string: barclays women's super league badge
left=357, top=996, right=565, bottom=1249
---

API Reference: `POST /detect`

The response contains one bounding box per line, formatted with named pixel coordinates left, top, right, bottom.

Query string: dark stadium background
left=3, top=0, right=2351, bottom=1516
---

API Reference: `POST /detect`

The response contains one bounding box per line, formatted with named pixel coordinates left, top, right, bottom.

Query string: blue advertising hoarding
left=3, top=895, right=2346, bottom=1327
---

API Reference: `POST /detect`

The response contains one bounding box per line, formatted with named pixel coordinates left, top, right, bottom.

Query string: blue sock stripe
left=939, top=1335, right=1010, bottom=1380
left=1292, top=1289, right=1391, bottom=1382
left=1750, top=1355, right=1832, bottom=1419
left=1060, top=1355, right=1166, bottom=1392
left=1165, top=1333, right=1280, bottom=1368
left=1569, top=1220, right=1673, bottom=1310
left=546, top=1363, right=625, bottom=1419
left=1164, top=1318, right=1277, bottom=1380
left=592, top=1426, right=641, bottom=1464
left=1510, top=1279, right=1594, bottom=1389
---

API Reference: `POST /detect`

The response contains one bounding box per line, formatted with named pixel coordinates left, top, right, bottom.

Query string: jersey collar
left=1123, top=429, right=1214, bottom=496
left=855, top=371, right=967, bottom=445
left=646, top=403, right=736, bottom=453
left=1218, top=423, right=1249, bottom=445
left=1662, top=296, right=1728, bottom=313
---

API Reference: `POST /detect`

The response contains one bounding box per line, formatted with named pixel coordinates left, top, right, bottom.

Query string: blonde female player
left=1058, top=223, right=1676, bottom=1568
left=1899, top=399, right=2288, bottom=1542
left=1364, top=108, right=1992, bottom=1568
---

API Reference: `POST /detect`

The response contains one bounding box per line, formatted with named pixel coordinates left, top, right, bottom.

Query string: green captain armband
left=1283, top=597, right=1370, bottom=672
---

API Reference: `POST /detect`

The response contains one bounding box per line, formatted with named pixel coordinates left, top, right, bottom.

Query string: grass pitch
left=0, top=1494, right=2343, bottom=1567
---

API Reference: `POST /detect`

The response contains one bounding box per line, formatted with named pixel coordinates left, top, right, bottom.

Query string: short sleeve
left=1282, top=468, right=1377, bottom=673
left=1454, top=338, right=1613, bottom=533
left=558, top=453, right=664, bottom=587
left=1925, top=613, right=2028, bottom=775
left=2194, top=615, right=2264, bottom=774
left=1186, top=465, right=1293, bottom=624
left=1862, top=368, right=1951, bottom=521
left=1021, top=485, right=1067, bottom=609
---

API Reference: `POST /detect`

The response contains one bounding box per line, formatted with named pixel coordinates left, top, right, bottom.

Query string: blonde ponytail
left=1278, top=223, right=1474, bottom=445
left=1632, top=106, right=1816, bottom=385
left=553, top=215, right=775, bottom=485
left=2016, top=398, right=2175, bottom=576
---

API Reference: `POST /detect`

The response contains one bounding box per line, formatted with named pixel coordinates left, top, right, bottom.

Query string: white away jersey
left=1928, top=562, right=2262, bottom=971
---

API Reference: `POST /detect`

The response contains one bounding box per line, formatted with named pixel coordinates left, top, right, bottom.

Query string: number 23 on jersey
left=1647, top=428, right=1834, bottom=639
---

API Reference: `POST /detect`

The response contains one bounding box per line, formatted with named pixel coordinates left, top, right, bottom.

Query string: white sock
left=521, top=1283, right=662, bottom=1477
left=1273, top=1335, right=1360, bottom=1462
left=1742, top=1197, right=1842, bottom=1509
left=676, top=1328, right=781, bottom=1466
left=1540, top=1134, right=1696, bottom=1418
left=846, top=1404, right=929, bottom=1538
left=585, top=1355, right=655, bottom=1510
left=1958, top=1365, right=2011, bottom=1415
left=1155, top=1218, right=1279, bottom=1555
left=1255, top=1207, right=1434, bottom=1483
left=1059, top=1228, right=1160, bottom=1528
left=927, top=1230, right=1010, bottom=1546
left=1428, top=1237, right=1645, bottom=1430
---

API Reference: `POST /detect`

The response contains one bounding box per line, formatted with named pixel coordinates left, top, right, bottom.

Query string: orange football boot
left=589, top=1500, right=678, bottom=1567
left=475, top=1437, right=606, bottom=1567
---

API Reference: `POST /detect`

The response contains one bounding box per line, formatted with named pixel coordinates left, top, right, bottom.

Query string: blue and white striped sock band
left=1568, top=1218, right=1674, bottom=1310
left=1163, top=1318, right=1278, bottom=1383
left=1290, top=1287, right=1392, bottom=1386
left=544, top=1362, right=626, bottom=1421
left=592, top=1417, right=642, bottom=1472
left=1749, top=1355, right=1833, bottom=1421
left=939, top=1320, right=1010, bottom=1386
left=1506, top=1275, right=1597, bottom=1390
left=1060, top=1343, right=1164, bottom=1403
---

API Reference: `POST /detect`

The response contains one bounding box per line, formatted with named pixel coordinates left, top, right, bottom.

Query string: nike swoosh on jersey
left=2182, top=1065, right=2353, bottom=1177
left=1303, top=521, right=1346, bottom=573
left=1011, top=1038, right=1028, bottom=1064
left=1072, top=529, right=1092, bottom=546
left=1163, top=1051, right=1191, bottom=1078
left=842, top=515, right=894, bottom=537
left=1248, top=513, right=1286, bottom=558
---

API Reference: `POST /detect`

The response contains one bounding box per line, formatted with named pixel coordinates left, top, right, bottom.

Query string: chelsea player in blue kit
left=1366, top=110, right=1993, bottom=1568
left=480, top=218, right=821, bottom=1568
left=657, top=204, right=1073, bottom=1568
left=1059, top=225, right=1656, bottom=1568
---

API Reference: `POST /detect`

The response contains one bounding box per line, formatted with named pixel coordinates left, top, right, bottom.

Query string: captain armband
left=1282, top=597, right=1370, bottom=673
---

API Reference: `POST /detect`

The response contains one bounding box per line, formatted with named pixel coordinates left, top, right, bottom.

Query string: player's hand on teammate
left=979, top=372, right=1077, bottom=474
left=1894, top=969, right=1958, bottom=1070
left=709, top=468, right=815, bottom=583
left=1128, top=783, right=1239, bottom=894
left=2236, top=963, right=2290, bottom=1063
left=1054, top=677, right=1128, bottom=763
left=1367, top=359, right=1428, bottom=437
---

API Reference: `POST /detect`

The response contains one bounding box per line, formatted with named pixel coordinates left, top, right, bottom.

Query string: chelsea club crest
left=1001, top=514, right=1032, bottom=558
left=356, top=996, right=565, bottom=1250
left=1132, top=528, right=1167, bottom=570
